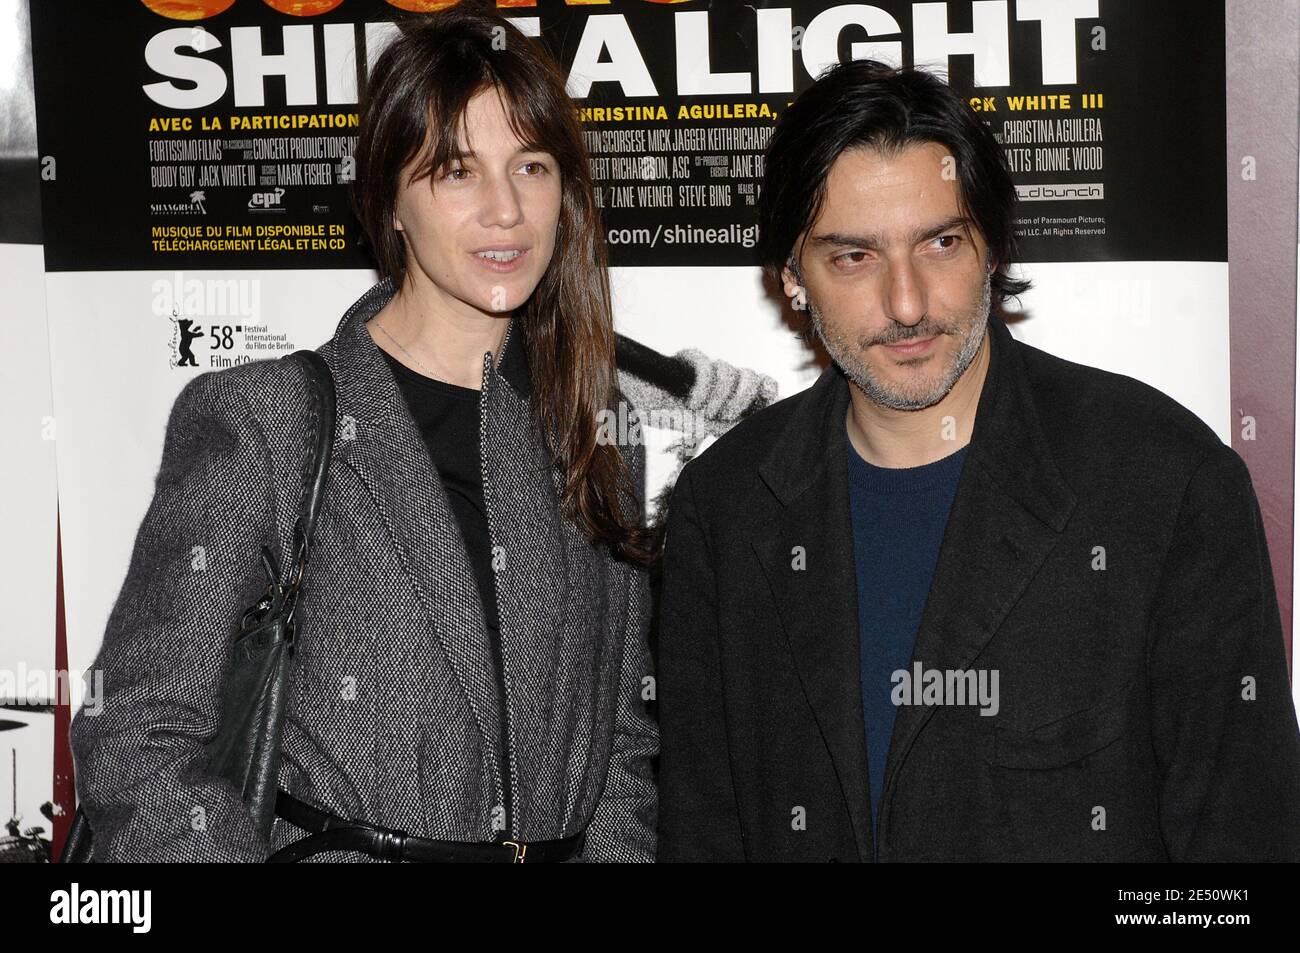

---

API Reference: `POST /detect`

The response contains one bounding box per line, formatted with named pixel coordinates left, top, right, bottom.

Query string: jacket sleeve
left=1146, top=444, right=1300, bottom=861
left=579, top=435, right=659, bottom=862
left=68, top=370, right=280, bottom=862
left=656, top=461, right=747, bottom=861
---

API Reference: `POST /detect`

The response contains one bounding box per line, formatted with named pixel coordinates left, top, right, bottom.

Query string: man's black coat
left=657, top=315, right=1300, bottom=861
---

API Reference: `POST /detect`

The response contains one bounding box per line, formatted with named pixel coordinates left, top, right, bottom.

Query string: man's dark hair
left=757, top=59, right=1031, bottom=306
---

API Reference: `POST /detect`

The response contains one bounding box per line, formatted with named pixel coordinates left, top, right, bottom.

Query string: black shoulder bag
left=58, top=349, right=336, bottom=863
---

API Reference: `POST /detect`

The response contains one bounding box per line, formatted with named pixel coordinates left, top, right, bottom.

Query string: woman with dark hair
left=68, top=5, right=656, bottom=862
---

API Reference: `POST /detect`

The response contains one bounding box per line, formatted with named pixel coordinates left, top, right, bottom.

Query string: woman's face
left=393, top=86, right=562, bottom=318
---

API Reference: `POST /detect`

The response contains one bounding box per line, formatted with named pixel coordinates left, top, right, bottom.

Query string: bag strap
left=244, top=350, right=337, bottom=631
left=278, top=349, right=335, bottom=616
left=288, top=350, right=336, bottom=558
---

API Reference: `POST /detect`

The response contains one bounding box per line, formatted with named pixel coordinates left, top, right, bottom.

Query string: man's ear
left=781, top=260, right=801, bottom=296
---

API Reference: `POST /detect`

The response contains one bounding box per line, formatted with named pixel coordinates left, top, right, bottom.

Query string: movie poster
left=16, top=0, right=1234, bottom=861
left=30, top=0, right=1223, bottom=274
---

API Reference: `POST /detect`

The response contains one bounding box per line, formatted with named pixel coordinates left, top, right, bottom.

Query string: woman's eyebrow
left=447, top=147, right=553, bottom=159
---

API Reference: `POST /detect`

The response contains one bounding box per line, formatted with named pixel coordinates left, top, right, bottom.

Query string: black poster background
left=31, top=0, right=1225, bottom=272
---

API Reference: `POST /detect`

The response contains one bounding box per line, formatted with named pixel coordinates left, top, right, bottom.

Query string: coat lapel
left=753, top=366, right=874, bottom=861
left=880, top=318, right=1076, bottom=826
left=321, top=278, right=503, bottom=759
left=478, top=327, right=570, bottom=724
left=752, top=315, right=1077, bottom=861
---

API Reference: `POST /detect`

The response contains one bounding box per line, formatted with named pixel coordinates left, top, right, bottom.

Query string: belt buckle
left=503, top=840, right=527, bottom=863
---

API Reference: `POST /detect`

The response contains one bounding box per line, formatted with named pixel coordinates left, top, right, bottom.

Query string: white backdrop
left=50, top=258, right=1230, bottom=694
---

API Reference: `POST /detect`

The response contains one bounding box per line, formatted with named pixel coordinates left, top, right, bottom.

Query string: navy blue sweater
left=846, top=434, right=968, bottom=845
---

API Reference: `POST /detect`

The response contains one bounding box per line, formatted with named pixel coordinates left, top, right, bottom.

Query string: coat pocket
left=991, top=681, right=1132, bottom=769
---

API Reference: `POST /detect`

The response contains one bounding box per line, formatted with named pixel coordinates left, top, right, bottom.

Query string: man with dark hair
left=656, top=59, right=1300, bottom=862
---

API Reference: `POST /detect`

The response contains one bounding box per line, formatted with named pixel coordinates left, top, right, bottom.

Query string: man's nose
left=881, top=256, right=928, bottom=327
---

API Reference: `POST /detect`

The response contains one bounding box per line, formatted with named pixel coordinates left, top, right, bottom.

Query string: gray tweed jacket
left=69, top=277, right=657, bottom=862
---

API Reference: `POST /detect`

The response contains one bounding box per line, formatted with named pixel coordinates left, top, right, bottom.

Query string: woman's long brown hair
left=350, top=2, right=652, bottom=566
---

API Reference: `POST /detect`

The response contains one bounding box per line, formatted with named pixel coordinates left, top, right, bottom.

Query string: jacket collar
left=328, top=276, right=530, bottom=425
left=751, top=315, right=1077, bottom=861
left=758, top=315, right=1073, bottom=531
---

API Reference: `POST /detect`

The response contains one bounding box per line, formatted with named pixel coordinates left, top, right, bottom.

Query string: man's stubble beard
left=809, top=269, right=993, bottom=412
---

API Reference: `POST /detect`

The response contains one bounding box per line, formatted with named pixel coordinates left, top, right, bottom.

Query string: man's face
left=782, top=141, right=993, bottom=411
left=394, top=85, right=561, bottom=316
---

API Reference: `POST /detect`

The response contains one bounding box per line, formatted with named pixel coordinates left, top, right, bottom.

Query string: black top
left=380, top=348, right=500, bottom=635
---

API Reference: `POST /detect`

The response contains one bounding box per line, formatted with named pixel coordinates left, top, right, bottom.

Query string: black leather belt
left=267, top=788, right=585, bottom=863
